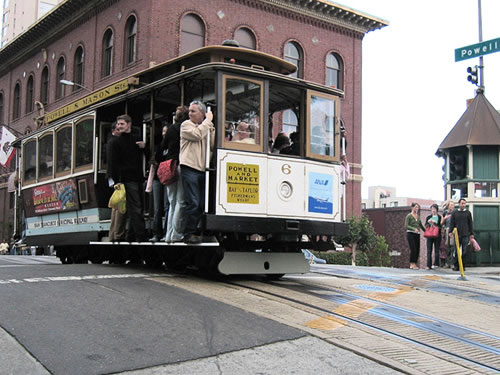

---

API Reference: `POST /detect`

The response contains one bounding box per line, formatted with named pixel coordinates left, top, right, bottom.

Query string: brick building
left=0, top=0, right=387, bottom=240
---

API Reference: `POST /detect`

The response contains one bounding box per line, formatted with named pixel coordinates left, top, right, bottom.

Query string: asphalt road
left=0, top=256, right=399, bottom=375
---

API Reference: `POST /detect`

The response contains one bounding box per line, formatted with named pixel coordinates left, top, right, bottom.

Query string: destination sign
left=45, top=78, right=134, bottom=123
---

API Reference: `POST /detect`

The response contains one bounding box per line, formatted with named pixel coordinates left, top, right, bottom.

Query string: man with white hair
left=179, top=101, right=215, bottom=244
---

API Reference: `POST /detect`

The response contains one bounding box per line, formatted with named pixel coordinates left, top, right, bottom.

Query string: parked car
left=301, top=249, right=326, bottom=264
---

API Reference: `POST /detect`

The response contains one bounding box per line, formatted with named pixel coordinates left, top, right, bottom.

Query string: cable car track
left=224, top=277, right=500, bottom=374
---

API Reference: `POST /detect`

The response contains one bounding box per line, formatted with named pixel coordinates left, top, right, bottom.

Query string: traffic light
left=449, top=151, right=467, bottom=180
left=467, top=66, right=479, bottom=85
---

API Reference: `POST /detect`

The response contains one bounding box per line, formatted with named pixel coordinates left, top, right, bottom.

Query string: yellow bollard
left=453, top=228, right=466, bottom=280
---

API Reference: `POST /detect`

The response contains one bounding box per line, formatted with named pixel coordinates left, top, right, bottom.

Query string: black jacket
left=109, top=132, right=146, bottom=183
left=450, top=209, right=474, bottom=237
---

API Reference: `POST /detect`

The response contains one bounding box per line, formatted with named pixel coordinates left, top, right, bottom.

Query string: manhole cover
left=354, top=284, right=397, bottom=293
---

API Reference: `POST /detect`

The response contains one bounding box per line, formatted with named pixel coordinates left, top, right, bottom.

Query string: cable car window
left=222, top=75, right=263, bottom=152
left=55, top=125, right=72, bottom=176
left=306, top=91, right=338, bottom=161
left=38, top=133, right=53, bottom=180
left=269, top=83, right=302, bottom=155
left=23, top=140, right=36, bottom=183
left=74, top=116, right=94, bottom=171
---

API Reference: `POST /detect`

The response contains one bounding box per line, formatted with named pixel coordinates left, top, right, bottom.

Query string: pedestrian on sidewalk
left=449, top=198, right=474, bottom=271
left=405, top=202, right=425, bottom=270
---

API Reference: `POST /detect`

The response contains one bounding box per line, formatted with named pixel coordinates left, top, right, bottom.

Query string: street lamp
left=59, top=79, right=91, bottom=91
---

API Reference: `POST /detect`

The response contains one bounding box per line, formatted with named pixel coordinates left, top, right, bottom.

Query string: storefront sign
left=32, top=179, right=79, bottom=214
left=226, top=162, right=259, bottom=204
left=45, top=78, right=132, bottom=123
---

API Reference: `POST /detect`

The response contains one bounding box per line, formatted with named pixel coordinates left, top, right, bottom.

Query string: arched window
left=326, top=53, right=342, bottom=89
left=41, top=66, right=49, bottom=105
left=234, top=27, right=256, bottom=50
left=102, top=28, right=114, bottom=77
left=73, top=46, right=84, bottom=92
left=26, top=75, right=34, bottom=113
left=284, top=42, right=303, bottom=78
left=180, top=14, right=204, bottom=55
left=13, top=83, right=21, bottom=119
left=56, top=57, right=65, bottom=99
left=124, top=15, right=137, bottom=65
left=0, top=93, right=4, bottom=123
left=283, top=109, right=298, bottom=135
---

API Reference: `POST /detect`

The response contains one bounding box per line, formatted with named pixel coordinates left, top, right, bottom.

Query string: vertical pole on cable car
left=13, top=154, right=18, bottom=237
left=453, top=228, right=467, bottom=280
left=142, top=121, right=147, bottom=176
left=204, top=107, right=211, bottom=213
left=342, top=137, right=346, bottom=222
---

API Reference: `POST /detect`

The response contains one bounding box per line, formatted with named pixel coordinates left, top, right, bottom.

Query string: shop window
left=474, top=182, right=498, bottom=198
left=55, top=125, right=72, bottom=176
left=222, top=75, right=263, bottom=152
left=180, top=14, right=204, bottom=55
left=125, top=15, right=137, bottom=65
left=26, top=75, right=34, bottom=113
left=73, top=46, right=84, bottom=92
left=451, top=183, right=468, bottom=200
left=23, top=140, right=36, bottom=182
left=306, top=91, right=338, bottom=161
left=284, top=42, right=303, bottom=78
left=74, top=116, right=94, bottom=171
left=56, top=57, right=65, bottom=99
left=38, top=133, right=53, bottom=180
left=234, top=27, right=256, bottom=50
left=102, top=29, right=114, bottom=77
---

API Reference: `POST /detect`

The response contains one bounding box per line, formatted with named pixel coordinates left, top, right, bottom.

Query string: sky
left=338, top=0, right=500, bottom=201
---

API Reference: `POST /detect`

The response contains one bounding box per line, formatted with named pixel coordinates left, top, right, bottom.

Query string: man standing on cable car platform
left=180, top=101, right=215, bottom=244
left=108, top=114, right=147, bottom=242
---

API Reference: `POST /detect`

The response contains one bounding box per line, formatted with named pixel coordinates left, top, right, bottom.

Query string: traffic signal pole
left=477, top=0, right=485, bottom=92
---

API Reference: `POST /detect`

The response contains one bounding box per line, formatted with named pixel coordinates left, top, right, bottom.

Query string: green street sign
left=455, top=37, right=500, bottom=62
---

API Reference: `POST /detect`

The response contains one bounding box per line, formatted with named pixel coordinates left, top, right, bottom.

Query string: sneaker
left=183, top=234, right=202, bottom=244
left=149, top=235, right=160, bottom=242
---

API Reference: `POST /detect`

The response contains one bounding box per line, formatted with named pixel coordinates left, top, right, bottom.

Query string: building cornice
left=256, top=0, right=388, bottom=34
left=0, top=0, right=119, bottom=77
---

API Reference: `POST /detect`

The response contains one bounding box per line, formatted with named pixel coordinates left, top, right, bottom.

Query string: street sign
left=455, top=37, right=500, bottom=62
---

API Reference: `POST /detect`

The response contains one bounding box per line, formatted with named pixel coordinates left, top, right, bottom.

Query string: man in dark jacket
left=106, top=122, right=126, bottom=241
left=449, top=198, right=474, bottom=271
left=108, top=114, right=146, bottom=242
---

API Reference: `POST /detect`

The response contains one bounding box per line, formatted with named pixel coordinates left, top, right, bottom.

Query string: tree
left=339, top=215, right=377, bottom=266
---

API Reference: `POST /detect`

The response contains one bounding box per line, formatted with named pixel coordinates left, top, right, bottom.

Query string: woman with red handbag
left=424, top=203, right=442, bottom=270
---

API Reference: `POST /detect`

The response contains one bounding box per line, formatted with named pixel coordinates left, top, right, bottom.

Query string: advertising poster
left=226, top=162, right=259, bottom=204
left=308, top=172, right=333, bottom=214
left=33, top=179, right=79, bottom=214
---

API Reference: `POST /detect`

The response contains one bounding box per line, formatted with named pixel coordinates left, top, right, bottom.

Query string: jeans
left=123, top=181, right=146, bottom=241
left=426, top=236, right=440, bottom=268
left=152, top=179, right=169, bottom=237
left=165, top=169, right=186, bottom=242
left=181, top=166, right=205, bottom=236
